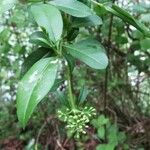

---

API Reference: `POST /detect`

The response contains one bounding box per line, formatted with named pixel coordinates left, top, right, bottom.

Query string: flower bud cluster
left=57, top=106, right=96, bottom=138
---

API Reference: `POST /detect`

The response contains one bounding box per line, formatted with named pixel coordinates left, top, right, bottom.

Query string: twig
left=40, top=103, right=52, bottom=133
left=106, top=107, right=117, bottom=124
left=35, top=115, right=56, bottom=150
left=104, top=0, right=115, bottom=112
left=63, top=138, right=70, bottom=147
left=56, top=140, right=66, bottom=150
left=103, top=0, right=115, bottom=141
left=67, top=64, right=76, bottom=109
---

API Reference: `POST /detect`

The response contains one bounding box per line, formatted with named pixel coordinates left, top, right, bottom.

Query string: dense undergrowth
left=0, top=0, right=150, bottom=150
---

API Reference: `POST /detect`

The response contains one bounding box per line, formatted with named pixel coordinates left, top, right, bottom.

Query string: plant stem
left=104, top=0, right=115, bottom=142
left=67, top=64, right=76, bottom=109
left=91, top=0, right=104, bottom=7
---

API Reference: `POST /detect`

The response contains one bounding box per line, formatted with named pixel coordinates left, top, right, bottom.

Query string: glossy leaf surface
left=30, top=4, right=63, bottom=42
left=17, top=57, right=59, bottom=127
left=50, top=0, right=93, bottom=17
left=65, top=39, right=108, bottom=69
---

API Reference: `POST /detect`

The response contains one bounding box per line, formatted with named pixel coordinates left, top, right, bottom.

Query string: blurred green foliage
left=0, top=0, right=150, bottom=149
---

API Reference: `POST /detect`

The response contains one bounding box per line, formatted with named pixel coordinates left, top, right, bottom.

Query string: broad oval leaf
left=65, top=39, right=108, bottom=69
left=30, top=4, right=63, bottom=42
left=17, top=57, right=59, bottom=127
left=50, top=0, right=93, bottom=17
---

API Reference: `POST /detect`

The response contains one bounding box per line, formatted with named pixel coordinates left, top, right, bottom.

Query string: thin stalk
left=103, top=0, right=115, bottom=142
left=67, top=65, right=76, bottom=109
left=91, top=0, right=104, bottom=7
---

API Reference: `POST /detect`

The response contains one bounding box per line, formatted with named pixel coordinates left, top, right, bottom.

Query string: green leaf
left=92, top=115, right=109, bottom=128
left=49, top=0, right=93, bottom=17
left=96, top=144, right=115, bottom=150
left=78, top=86, right=89, bottom=104
left=140, top=38, right=150, bottom=50
left=20, top=48, right=52, bottom=77
left=0, top=29, right=11, bottom=42
left=9, top=6, right=26, bottom=27
left=118, top=132, right=126, bottom=143
left=0, top=43, right=11, bottom=54
left=64, top=53, right=75, bottom=73
left=65, top=38, right=108, bottom=69
left=98, top=126, right=105, bottom=140
left=72, top=15, right=102, bottom=27
left=29, top=31, right=51, bottom=48
left=0, top=0, right=17, bottom=16
left=107, top=125, right=118, bottom=146
left=132, top=30, right=144, bottom=40
left=30, top=4, right=63, bottom=42
left=115, top=36, right=128, bottom=45
left=98, top=115, right=109, bottom=126
left=93, top=1, right=150, bottom=37
left=109, top=4, right=150, bottom=37
left=13, top=43, right=24, bottom=54
left=17, top=57, right=59, bottom=127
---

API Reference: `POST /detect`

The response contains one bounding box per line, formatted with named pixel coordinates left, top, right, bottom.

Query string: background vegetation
left=0, top=0, right=150, bottom=149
